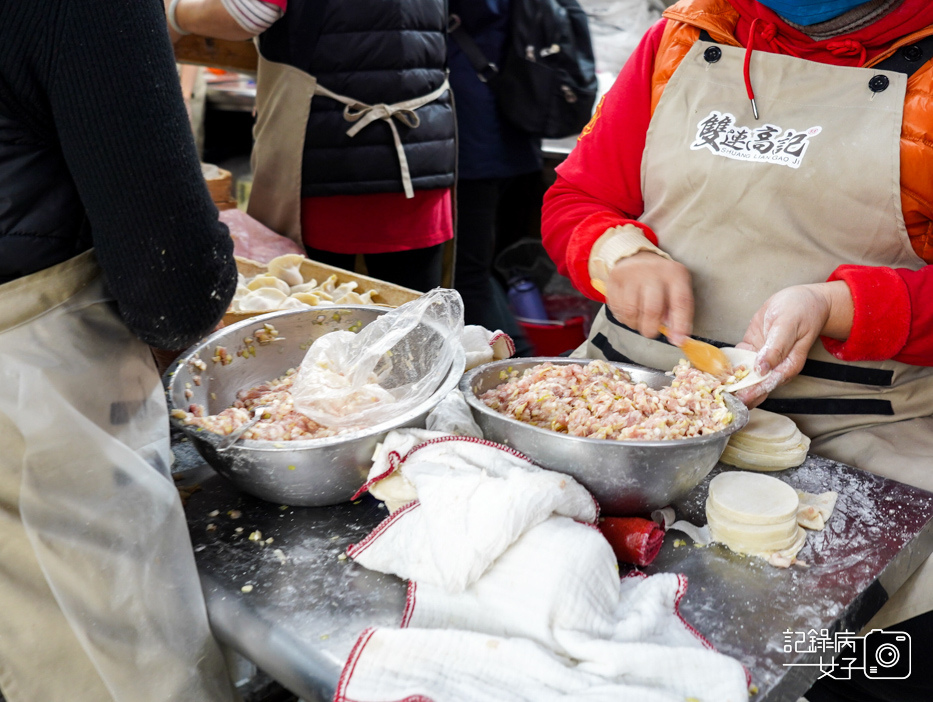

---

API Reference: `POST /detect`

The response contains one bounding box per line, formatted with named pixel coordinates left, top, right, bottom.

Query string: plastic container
left=516, top=316, right=586, bottom=356
left=507, top=279, right=548, bottom=321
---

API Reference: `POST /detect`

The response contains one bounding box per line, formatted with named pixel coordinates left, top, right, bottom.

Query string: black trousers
left=303, top=244, right=444, bottom=293
left=454, top=178, right=511, bottom=328
left=805, top=611, right=933, bottom=702
left=453, top=178, right=535, bottom=356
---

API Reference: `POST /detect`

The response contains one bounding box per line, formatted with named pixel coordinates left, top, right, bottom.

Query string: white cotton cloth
left=341, top=431, right=750, bottom=701
left=424, top=389, right=483, bottom=438
left=461, top=325, right=514, bottom=371
left=335, top=625, right=748, bottom=702
left=349, top=431, right=599, bottom=592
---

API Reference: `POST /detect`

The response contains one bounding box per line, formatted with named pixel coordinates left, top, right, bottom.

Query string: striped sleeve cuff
left=221, top=0, right=284, bottom=34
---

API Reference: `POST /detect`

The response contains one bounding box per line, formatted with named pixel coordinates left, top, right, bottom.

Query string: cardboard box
left=224, top=255, right=422, bottom=326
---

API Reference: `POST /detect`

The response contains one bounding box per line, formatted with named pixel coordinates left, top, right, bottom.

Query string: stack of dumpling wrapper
left=706, top=472, right=806, bottom=560
left=705, top=471, right=837, bottom=567
left=720, top=408, right=810, bottom=471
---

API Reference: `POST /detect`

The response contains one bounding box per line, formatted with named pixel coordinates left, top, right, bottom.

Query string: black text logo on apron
left=691, top=111, right=821, bottom=169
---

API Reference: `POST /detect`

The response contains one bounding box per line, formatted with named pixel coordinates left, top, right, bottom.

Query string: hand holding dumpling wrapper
left=289, top=289, right=464, bottom=428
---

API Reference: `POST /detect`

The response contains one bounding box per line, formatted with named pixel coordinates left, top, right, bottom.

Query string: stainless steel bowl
left=460, top=357, right=748, bottom=516
left=166, top=306, right=465, bottom=506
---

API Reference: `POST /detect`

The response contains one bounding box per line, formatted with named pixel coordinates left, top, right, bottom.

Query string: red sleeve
left=823, top=265, right=933, bottom=366
left=541, top=19, right=667, bottom=301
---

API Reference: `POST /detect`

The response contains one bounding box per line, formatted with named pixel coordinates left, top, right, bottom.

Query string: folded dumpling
left=267, top=254, right=307, bottom=287
left=237, top=287, right=288, bottom=312
left=247, top=275, right=291, bottom=296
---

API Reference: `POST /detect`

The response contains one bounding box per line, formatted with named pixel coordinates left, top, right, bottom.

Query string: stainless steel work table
left=174, top=434, right=933, bottom=702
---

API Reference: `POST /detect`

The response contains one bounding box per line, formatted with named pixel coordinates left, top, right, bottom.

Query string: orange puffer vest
left=651, top=0, right=933, bottom=263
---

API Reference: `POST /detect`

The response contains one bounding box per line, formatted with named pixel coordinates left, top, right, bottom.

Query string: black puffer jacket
left=0, top=108, right=91, bottom=283
left=258, top=0, right=456, bottom=198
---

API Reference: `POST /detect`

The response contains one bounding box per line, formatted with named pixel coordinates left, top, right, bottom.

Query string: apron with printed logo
left=578, top=38, right=933, bottom=626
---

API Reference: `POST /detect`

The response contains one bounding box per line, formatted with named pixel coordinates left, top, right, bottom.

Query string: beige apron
left=248, top=54, right=450, bottom=246
left=0, top=252, right=236, bottom=701
left=580, top=41, right=933, bottom=626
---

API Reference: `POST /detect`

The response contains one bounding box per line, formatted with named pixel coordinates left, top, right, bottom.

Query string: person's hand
left=603, top=251, right=695, bottom=344
left=734, top=281, right=853, bottom=408
left=164, top=0, right=185, bottom=44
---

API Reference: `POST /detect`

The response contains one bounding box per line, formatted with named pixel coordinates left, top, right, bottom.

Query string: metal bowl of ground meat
left=166, top=306, right=465, bottom=506
left=460, top=357, right=748, bottom=516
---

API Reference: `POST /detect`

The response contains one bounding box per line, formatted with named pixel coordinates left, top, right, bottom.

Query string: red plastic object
left=517, top=315, right=586, bottom=356
left=598, top=517, right=665, bottom=566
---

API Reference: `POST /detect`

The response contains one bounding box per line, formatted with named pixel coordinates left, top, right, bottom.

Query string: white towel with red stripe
left=338, top=430, right=749, bottom=702
left=461, top=325, right=514, bottom=370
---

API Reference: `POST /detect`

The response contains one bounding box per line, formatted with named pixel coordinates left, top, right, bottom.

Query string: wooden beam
left=174, top=35, right=258, bottom=74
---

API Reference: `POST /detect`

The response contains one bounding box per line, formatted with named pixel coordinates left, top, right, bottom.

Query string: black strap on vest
left=448, top=15, right=499, bottom=83
left=698, top=29, right=933, bottom=78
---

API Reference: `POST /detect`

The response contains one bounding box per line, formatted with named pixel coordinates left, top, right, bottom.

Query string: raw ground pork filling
left=172, top=369, right=344, bottom=442
left=480, top=360, right=734, bottom=440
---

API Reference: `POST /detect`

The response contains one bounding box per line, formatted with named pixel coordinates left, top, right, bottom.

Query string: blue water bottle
left=507, top=278, right=548, bottom=321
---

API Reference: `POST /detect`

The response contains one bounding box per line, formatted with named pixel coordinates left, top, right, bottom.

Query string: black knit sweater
left=0, top=0, right=237, bottom=351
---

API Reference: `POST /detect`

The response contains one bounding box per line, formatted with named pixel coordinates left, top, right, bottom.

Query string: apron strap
left=698, top=29, right=933, bottom=79
left=313, top=79, right=451, bottom=199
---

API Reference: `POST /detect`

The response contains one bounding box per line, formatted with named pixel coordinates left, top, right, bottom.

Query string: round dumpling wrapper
left=728, top=431, right=808, bottom=454
left=720, top=347, right=771, bottom=392
left=720, top=441, right=809, bottom=471
left=732, top=408, right=800, bottom=444
left=706, top=498, right=801, bottom=553
left=707, top=471, right=799, bottom=526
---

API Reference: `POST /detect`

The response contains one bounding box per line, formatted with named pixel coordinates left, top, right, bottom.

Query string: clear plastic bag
left=290, top=288, right=464, bottom=428
left=2, top=268, right=235, bottom=701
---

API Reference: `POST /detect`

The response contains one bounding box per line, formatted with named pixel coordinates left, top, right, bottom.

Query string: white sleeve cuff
left=587, top=224, right=672, bottom=284
left=221, top=0, right=284, bottom=34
